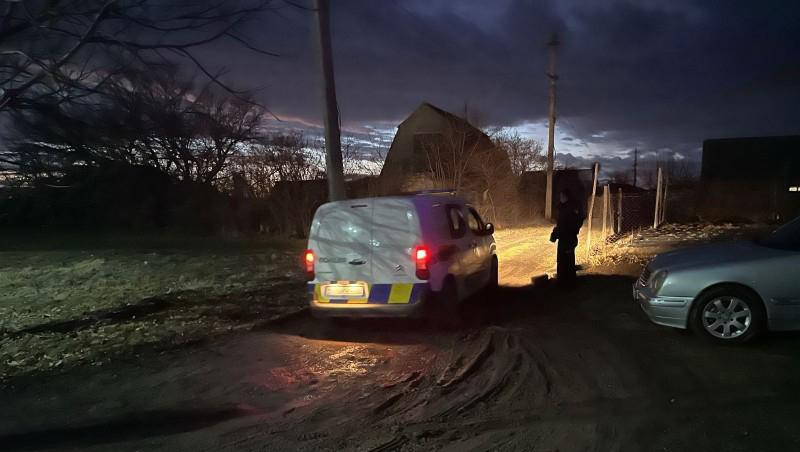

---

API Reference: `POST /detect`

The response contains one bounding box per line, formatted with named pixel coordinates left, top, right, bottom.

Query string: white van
left=304, top=193, right=497, bottom=319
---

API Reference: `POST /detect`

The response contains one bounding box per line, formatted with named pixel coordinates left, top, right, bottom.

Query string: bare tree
left=492, top=131, right=545, bottom=176
left=3, top=67, right=264, bottom=185
left=412, top=117, right=518, bottom=224
left=418, top=119, right=490, bottom=193
left=0, top=0, right=281, bottom=112
left=340, top=140, right=384, bottom=177
left=226, top=132, right=324, bottom=197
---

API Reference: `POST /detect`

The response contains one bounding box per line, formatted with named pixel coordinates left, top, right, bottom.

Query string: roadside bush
left=0, top=163, right=236, bottom=234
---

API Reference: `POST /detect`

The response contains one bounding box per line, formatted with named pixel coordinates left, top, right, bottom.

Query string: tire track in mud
left=221, top=281, right=653, bottom=451
left=212, top=275, right=800, bottom=452
left=367, top=326, right=558, bottom=424
left=347, top=308, right=654, bottom=451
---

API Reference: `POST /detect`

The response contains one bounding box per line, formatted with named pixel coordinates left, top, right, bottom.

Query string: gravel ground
left=3, top=224, right=800, bottom=452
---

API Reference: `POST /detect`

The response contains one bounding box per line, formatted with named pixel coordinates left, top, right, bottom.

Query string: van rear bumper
left=309, top=282, right=432, bottom=318
left=310, top=290, right=433, bottom=318
left=310, top=299, right=432, bottom=318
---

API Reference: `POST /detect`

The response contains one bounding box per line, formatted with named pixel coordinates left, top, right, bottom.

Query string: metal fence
left=618, top=191, right=657, bottom=234
left=583, top=167, right=671, bottom=259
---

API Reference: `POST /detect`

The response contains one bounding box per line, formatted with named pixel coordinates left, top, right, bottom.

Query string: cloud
left=195, top=0, right=800, bottom=170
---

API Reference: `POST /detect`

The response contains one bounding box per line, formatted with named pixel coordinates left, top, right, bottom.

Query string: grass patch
left=0, top=235, right=306, bottom=379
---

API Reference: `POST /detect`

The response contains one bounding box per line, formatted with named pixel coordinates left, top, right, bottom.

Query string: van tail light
left=414, top=245, right=430, bottom=280
left=304, top=249, right=315, bottom=281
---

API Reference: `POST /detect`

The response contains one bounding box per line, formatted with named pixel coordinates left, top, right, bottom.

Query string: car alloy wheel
left=701, top=296, right=751, bottom=339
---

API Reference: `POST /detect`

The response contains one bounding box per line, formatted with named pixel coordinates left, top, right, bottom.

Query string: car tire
left=690, top=286, right=765, bottom=344
left=485, top=256, right=499, bottom=296
left=429, top=278, right=462, bottom=330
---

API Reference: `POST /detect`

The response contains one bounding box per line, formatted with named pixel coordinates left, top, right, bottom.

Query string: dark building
left=379, top=102, right=511, bottom=196
left=700, top=136, right=800, bottom=221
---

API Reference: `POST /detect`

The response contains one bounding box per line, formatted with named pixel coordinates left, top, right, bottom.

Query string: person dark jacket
left=549, top=191, right=585, bottom=286
left=550, top=198, right=584, bottom=248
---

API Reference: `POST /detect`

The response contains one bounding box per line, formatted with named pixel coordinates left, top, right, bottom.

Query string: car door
left=310, top=202, right=373, bottom=283
left=465, top=206, right=491, bottom=288
left=751, top=219, right=800, bottom=328
left=750, top=231, right=800, bottom=330
left=442, top=204, right=471, bottom=295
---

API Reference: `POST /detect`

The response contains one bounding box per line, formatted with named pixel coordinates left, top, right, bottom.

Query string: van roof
left=317, top=194, right=467, bottom=209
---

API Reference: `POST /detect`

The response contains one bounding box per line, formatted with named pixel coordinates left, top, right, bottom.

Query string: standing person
left=549, top=188, right=585, bottom=287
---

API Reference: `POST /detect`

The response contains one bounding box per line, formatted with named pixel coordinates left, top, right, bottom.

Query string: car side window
left=445, top=205, right=466, bottom=239
left=466, top=207, right=484, bottom=234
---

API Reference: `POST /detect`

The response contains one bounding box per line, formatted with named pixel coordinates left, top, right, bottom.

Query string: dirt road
left=494, top=225, right=600, bottom=286
left=4, top=270, right=800, bottom=451
left=3, top=228, right=800, bottom=451
left=493, top=226, right=557, bottom=286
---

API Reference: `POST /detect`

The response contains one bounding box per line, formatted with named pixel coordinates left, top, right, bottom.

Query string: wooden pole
left=661, top=173, right=669, bottom=224
left=544, top=33, right=560, bottom=220
left=602, top=184, right=609, bottom=239
left=617, top=187, right=623, bottom=233
left=653, top=166, right=663, bottom=228
left=313, top=0, right=346, bottom=201
left=585, top=162, right=600, bottom=256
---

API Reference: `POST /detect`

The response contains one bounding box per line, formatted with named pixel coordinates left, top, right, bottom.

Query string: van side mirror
left=484, top=223, right=494, bottom=235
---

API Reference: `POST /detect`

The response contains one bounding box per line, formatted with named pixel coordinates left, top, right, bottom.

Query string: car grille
left=637, top=266, right=652, bottom=287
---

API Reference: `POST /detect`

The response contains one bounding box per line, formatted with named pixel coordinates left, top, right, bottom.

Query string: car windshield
left=758, top=217, right=800, bottom=251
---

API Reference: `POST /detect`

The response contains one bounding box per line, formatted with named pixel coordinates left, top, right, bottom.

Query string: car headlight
left=650, top=270, right=668, bottom=293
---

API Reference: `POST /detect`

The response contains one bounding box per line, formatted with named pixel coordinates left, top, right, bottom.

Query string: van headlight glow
left=650, top=270, right=668, bottom=293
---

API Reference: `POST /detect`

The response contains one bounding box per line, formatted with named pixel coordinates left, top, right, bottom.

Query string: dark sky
left=201, top=0, right=800, bottom=172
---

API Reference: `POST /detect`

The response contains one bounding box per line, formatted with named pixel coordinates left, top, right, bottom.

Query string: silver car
left=633, top=216, right=800, bottom=343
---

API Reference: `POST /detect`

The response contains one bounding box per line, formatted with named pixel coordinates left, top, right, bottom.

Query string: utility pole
left=313, top=0, right=346, bottom=201
left=632, top=147, right=638, bottom=188
left=653, top=166, right=663, bottom=228
left=544, top=33, right=559, bottom=220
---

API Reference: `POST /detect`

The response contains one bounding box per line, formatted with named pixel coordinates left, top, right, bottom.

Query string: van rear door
left=309, top=201, right=372, bottom=282
left=371, top=198, right=421, bottom=283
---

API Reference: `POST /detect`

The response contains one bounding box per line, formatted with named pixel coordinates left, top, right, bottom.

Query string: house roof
left=398, top=102, right=480, bottom=135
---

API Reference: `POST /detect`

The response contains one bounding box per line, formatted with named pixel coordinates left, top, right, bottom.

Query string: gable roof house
left=378, top=103, right=512, bottom=207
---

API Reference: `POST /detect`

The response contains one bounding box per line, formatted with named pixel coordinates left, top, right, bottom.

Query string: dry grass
left=0, top=236, right=306, bottom=379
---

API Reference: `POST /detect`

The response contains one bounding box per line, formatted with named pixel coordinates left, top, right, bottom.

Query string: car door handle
left=348, top=259, right=366, bottom=265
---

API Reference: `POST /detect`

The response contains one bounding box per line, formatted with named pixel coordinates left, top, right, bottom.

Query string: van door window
left=466, top=208, right=484, bottom=234
left=445, top=205, right=467, bottom=239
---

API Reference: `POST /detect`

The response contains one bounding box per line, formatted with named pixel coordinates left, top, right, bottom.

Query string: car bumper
left=310, top=299, right=432, bottom=318
left=633, top=284, right=692, bottom=329
left=309, top=283, right=432, bottom=319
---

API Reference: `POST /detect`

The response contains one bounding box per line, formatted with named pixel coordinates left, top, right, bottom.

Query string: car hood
left=649, top=241, right=769, bottom=271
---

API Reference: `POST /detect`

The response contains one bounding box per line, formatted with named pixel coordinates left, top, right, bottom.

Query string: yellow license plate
left=324, top=284, right=366, bottom=298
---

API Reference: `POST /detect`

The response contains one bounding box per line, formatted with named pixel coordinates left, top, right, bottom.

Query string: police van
left=304, top=193, right=497, bottom=319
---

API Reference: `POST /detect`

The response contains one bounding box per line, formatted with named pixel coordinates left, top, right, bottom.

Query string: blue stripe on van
left=309, top=283, right=429, bottom=305
left=368, top=284, right=392, bottom=303
left=409, top=283, right=428, bottom=304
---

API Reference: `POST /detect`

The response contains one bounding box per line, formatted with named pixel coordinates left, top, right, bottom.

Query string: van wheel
left=486, top=256, right=499, bottom=294
left=429, top=278, right=462, bottom=330
left=690, top=286, right=765, bottom=344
